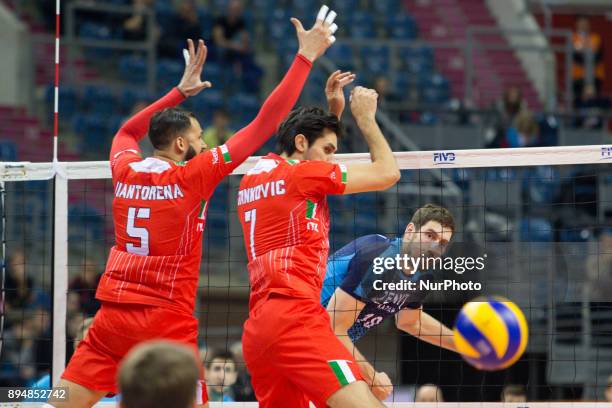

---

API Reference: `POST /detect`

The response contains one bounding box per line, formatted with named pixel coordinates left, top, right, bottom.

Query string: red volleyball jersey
left=96, top=144, right=234, bottom=314
left=237, top=153, right=347, bottom=311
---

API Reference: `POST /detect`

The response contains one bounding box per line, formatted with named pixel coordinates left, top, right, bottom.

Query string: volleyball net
left=1, top=145, right=611, bottom=405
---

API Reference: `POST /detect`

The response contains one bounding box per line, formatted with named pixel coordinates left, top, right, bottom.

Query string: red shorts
left=242, top=294, right=363, bottom=408
left=62, top=302, right=208, bottom=403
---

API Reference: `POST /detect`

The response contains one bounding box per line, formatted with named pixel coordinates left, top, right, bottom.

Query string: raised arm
left=110, top=39, right=210, bottom=161
left=396, top=308, right=457, bottom=353
left=223, top=6, right=338, bottom=167
left=327, top=288, right=393, bottom=401
left=342, top=87, right=400, bottom=194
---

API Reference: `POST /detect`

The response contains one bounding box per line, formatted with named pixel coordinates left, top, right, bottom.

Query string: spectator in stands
left=205, top=351, right=238, bottom=402
left=485, top=86, right=528, bottom=148
left=586, top=228, right=612, bottom=301
left=501, top=384, right=527, bottom=402
left=372, top=76, right=397, bottom=107
left=69, top=258, right=102, bottom=315
left=415, top=384, right=444, bottom=402
left=606, top=374, right=612, bottom=402
left=5, top=250, right=34, bottom=312
left=229, top=341, right=255, bottom=401
left=202, top=109, right=234, bottom=148
left=1, top=309, right=48, bottom=386
left=159, top=1, right=202, bottom=58
left=505, top=111, right=540, bottom=148
left=575, top=83, right=610, bottom=129
left=572, top=16, right=604, bottom=105
left=123, top=0, right=156, bottom=42
left=212, top=0, right=252, bottom=74
left=118, top=341, right=199, bottom=408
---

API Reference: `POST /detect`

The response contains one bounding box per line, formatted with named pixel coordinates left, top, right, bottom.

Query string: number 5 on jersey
left=127, top=207, right=150, bottom=256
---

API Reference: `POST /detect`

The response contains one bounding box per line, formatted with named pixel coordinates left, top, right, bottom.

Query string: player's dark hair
left=276, top=106, right=344, bottom=155
left=119, top=341, right=199, bottom=408
left=205, top=350, right=237, bottom=370
left=411, top=204, right=455, bottom=233
left=148, top=108, right=197, bottom=150
left=501, top=384, right=527, bottom=400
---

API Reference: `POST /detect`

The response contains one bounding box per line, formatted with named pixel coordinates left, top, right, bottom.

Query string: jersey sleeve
left=294, top=161, right=347, bottom=199
left=180, top=144, right=234, bottom=199
left=110, top=88, right=185, bottom=179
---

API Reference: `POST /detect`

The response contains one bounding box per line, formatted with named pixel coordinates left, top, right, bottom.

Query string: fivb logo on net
left=601, top=146, right=612, bottom=160
left=433, top=151, right=456, bottom=165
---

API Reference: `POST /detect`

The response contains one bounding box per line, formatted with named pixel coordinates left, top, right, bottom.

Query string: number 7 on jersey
left=244, top=209, right=257, bottom=259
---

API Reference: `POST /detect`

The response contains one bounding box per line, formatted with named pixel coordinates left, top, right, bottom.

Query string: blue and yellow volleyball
left=453, top=296, right=528, bottom=371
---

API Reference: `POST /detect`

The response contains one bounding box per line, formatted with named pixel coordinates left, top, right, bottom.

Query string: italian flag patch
left=339, top=164, right=347, bottom=184
left=306, top=199, right=317, bottom=219
left=198, top=200, right=208, bottom=220
left=220, top=145, right=232, bottom=163
left=328, top=360, right=357, bottom=386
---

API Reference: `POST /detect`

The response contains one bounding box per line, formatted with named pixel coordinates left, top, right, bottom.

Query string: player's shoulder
left=111, top=149, right=141, bottom=169
left=333, top=234, right=391, bottom=258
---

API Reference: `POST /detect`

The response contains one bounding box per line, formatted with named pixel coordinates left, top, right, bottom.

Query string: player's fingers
left=187, top=38, right=196, bottom=62
left=290, top=17, right=305, bottom=33
left=329, top=35, right=336, bottom=44
left=327, top=70, right=341, bottom=82
left=324, top=10, right=337, bottom=26
left=338, top=75, right=355, bottom=87
left=183, top=49, right=190, bottom=66
left=316, top=5, right=329, bottom=23
left=202, top=81, right=212, bottom=89
left=329, top=23, right=338, bottom=34
left=336, top=71, right=353, bottom=80
left=198, top=40, right=207, bottom=66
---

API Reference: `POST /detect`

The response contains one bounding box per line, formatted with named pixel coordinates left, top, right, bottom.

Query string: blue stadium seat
left=79, top=22, right=112, bottom=40
left=520, top=217, right=553, bottom=242
left=191, top=89, right=225, bottom=114
left=121, top=89, right=151, bottom=113
left=47, top=84, right=78, bottom=120
left=119, top=55, right=147, bottom=84
left=108, top=115, right=125, bottom=135
left=372, top=0, right=402, bottom=14
left=267, top=9, right=293, bottom=42
left=325, top=43, right=355, bottom=71
left=228, top=92, right=260, bottom=124
left=291, top=0, right=318, bottom=20
left=0, top=141, right=17, bottom=161
left=330, top=0, right=354, bottom=18
left=386, top=14, right=417, bottom=40
left=349, top=12, right=375, bottom=39
left=73, top=113, right=110, bottom=152
left=157, top=59, right=184, bottom=87
left=203, top=61, right=225, bottom=88
left=252, top=0, right=277, bottom=15
left=523, top=167, right=560, bottom=204
left=360, top=45, right=390, bottom=75
left=84, top=86, right=117, bottom=116
left=559, top=228, right=592, bottom=242
left=155, top=1, right=176, bottom=33
left=420, top=74, right=450, bottom=104
left=68, top=203, right=104, bottom=242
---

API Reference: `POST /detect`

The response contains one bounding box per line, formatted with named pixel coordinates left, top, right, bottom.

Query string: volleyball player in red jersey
left=237, top=80, right=401, bottom=406
left=50, top=8, right=336, bottom=407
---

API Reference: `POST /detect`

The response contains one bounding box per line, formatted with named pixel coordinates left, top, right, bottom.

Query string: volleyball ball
left=453, top=296, right=528, bottom=371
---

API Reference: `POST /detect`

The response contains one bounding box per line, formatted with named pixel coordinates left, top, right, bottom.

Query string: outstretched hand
left=291, top=5, right=338, bottom=62
left=177, top=39, right=212, bottom=98
left=325, top=70, right=355, bottom=118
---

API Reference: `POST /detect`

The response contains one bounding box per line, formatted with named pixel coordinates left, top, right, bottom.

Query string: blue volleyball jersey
left=321, top=234, right=433, bottom=341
